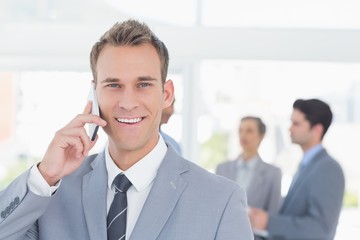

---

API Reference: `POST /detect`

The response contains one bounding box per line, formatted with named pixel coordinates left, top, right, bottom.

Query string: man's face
left=239, top=119, right=263, bottom=152
left=289, top=109, right=313, bottom=148
left=95, top=43, right=173, bottom=157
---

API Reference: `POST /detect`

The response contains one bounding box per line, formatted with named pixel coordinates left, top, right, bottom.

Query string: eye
left=138, top=82, right=151, bottom=88
left=107, top=83, right=120, bottom=88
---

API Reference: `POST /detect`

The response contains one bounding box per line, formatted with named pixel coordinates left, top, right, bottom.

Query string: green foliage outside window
left=199, top=132, right=229, bottom=172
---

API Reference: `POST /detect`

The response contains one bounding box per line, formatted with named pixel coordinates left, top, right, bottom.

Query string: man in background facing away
left=160, top=98, right=182, bottom=154
left=249, top=99, right=345, bottom=240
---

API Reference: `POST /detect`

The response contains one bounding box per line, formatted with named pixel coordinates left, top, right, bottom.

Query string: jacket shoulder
left=185, top=159, right=242, bottom=194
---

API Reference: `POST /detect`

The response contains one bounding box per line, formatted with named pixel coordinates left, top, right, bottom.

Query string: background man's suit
left=216, top=157, right=282, bottom=214
left=0, top=146, right=254, bottom=240
left=267, top=149, right=345, bottom=240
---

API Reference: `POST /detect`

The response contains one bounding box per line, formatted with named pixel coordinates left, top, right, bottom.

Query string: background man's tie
left=107, top=174, right=132, bottom=240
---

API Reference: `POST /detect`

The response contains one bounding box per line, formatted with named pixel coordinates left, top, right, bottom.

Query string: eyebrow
left=100, top=78, right=119, bottom=84
left=100, top=76, right=158, bottom=83
left=138, top=76, right=158, bottom=81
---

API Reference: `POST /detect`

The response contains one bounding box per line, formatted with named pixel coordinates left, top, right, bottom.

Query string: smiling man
left=0, top=19, right=253, bottom=240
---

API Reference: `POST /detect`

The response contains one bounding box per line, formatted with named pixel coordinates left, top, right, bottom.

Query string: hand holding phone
left=87, top=83, right=100, bottom=141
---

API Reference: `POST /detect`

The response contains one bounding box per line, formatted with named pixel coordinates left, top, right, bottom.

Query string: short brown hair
left=90, top=19, right=169, bottom=84
left=241, top=116, right=266, bottom=135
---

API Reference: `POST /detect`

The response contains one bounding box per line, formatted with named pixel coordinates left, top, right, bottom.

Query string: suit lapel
left=280, top=150, right=326, bottom=212
left=228, top=160, right=239, bottom=181
left=129, top=148, right=189, bottom=240
left=82, top=153, right=108, bottom=240
left=247, top=159, right=264, bottom=200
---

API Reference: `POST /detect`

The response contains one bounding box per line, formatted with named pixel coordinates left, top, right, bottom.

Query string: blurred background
left=0, top=0, right=359, bottom=238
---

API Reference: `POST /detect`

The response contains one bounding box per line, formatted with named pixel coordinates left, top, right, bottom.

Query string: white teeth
left=117, top=117, right=142, bottom=123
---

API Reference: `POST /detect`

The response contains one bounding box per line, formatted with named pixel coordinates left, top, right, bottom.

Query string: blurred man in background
left=249, top=98, right=345, bottom=240
left=160, top=98, right=182, bottom=154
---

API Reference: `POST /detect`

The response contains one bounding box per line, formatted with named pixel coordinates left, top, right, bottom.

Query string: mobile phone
left=87, top=83, right=100, bottom=141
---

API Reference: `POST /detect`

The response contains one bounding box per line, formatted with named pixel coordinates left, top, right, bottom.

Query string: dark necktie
left=107, top=174, right=132, bottom=240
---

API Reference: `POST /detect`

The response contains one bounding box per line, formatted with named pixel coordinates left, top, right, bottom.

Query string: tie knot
left=113, top=174, right=132, bottom=193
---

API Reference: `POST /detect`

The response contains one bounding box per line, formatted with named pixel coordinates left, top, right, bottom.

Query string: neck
left=301, top=141, right=321, bottom=153
left=109, top=149, right=142, bottom=171
left=107, top=136, right=158, bottom=171
left=242, top=151, right=257, bottom=161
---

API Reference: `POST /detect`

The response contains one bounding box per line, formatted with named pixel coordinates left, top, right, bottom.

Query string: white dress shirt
left=27, top=135, right=167, bottom=240
left=235, top=155, right=259, bottom=191
left=105, top=136, right=166, bottom=239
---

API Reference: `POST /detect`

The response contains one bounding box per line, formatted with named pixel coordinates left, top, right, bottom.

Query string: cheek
left=249, top=136, right=258, bottom=144
left=289, top=127, right=296, bottom=134
left=98, top=101, right=113, bottom=119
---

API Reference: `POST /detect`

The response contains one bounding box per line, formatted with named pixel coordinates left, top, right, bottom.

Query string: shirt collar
left=302, top=144, right=323, bottom=166
left=237, top=154, right=259, bottom=170
left=105, top=134, right=167, bottom=192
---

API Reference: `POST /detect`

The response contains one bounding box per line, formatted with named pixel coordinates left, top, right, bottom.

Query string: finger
left=65, top=114, right=107, bottom=129
left=73, top=138, right=86, bottom=159
left=79, top=133, right=101, bottom=157
left=53, top=133, right=85, bottom=159
left=59, top=125, right=90, bottom=142
left=83, top=100, right=92, bottom=115
left=58, top=124, right=100, bottom=156
left=78, top=127, right=94, bottom=156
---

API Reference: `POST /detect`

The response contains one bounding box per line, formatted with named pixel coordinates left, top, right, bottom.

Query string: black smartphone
left=87, top=83, right=100, bottom=141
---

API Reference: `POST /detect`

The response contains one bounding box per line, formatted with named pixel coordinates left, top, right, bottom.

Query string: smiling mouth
left=116, top=117, right=143, bottom=124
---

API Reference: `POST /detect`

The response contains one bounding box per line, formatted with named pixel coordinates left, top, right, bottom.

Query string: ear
left=163, top=79, right=174, bottom=109
left=312, top=123, right=324, bottom=140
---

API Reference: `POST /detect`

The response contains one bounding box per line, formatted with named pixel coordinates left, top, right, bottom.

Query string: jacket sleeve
left=0, top=170, right=52, bottom=240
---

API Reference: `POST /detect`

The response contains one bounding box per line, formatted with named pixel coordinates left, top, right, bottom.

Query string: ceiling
left=1, top=0, right=360, bottom=72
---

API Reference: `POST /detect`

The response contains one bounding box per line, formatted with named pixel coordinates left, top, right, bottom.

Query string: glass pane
left=202, top=0, right=360, bottom=29
left=0, top=71, right=97, bottom=189
left=198, top=59, right=360, bottom=196
left=198, top=60, right=360, bottom=238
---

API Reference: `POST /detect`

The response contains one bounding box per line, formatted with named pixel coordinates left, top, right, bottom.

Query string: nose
left=117, top=88, right=139, bottom=111
left=289, top=124, right=294, bottom=134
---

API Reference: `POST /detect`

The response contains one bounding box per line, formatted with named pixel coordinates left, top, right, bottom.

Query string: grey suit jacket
left=160, top=131, right=182, bottom=154
left=216, top=157, right=282, bottom=214
left=268, top=149, right=345, bottom=240
left=0, top=146, right=253, bottom=240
